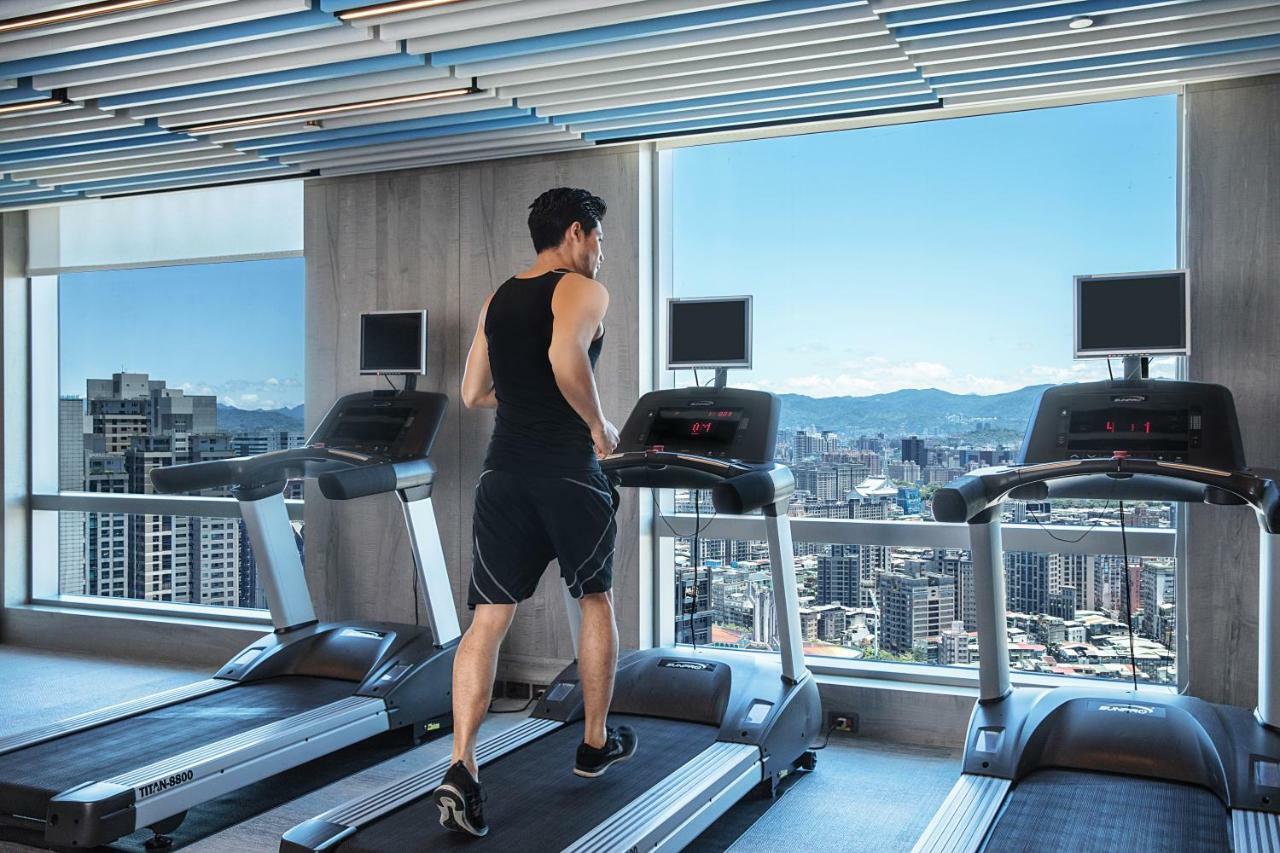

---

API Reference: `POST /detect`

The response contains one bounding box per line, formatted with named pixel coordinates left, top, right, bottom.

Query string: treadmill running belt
left=0, top=676, right=357, bottom=821
left=984, top=768, right=1231, bottom=853
left=339, top=715, right=722, bottom=853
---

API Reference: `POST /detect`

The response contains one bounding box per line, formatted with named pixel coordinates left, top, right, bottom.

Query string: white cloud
left=757, top=358, right=1122, bottom=398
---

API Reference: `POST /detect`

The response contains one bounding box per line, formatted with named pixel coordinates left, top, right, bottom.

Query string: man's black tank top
left=483, top=270, right=604, bottom=475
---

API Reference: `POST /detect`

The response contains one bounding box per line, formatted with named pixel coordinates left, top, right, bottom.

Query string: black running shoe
left=433, top=761, right=488, bottom=837
left=574, top=726, right=639, bottom=778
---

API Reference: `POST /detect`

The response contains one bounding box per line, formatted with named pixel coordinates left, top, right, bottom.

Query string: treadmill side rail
left=0, top=679, right=231, bottom=757
left=281, top=717, right=563, bottom=852
left=564, top=741, right=759, bottom=853
left=1233, top=809, right=1280, bottom=853
left=910, top=774, right=1011, bottom=853
left=47, top=696, right=389, bottom=848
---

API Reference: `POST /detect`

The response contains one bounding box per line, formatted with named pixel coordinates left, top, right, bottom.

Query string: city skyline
left=59, top=257, right=304, bottom=411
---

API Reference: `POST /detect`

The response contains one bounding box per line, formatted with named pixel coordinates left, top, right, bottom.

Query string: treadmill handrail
left=933, top=457, right=1280, bottom=532
left=601, top=449, right=751, bottom=478
left=150, top=447, right=414, bottom=498
left=318, top=458, right=435, bottom=501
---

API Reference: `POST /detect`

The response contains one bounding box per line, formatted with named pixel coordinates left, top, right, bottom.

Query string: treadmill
left=912, top=378, right=1280, bottom=852
left=0, top=390, right=462, bottom=849
left=281, top=386, right=823, bottom=853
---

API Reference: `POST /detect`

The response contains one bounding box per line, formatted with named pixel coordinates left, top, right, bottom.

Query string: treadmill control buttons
left=379, top=664, right=411, bottom=683
left=546, top=682, right=575, bottom=702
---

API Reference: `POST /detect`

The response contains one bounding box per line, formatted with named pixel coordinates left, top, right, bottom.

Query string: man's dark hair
left=528, top=187, right=607, bottom=253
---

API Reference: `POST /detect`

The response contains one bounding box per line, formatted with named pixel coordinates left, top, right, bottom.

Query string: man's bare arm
left=461, top=295, right=497, bottom=409
left=549, top=274, right=616, bottom=456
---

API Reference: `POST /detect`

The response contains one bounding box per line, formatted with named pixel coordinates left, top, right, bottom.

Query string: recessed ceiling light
left=1068, top=16, right=1095, bottom=29
left=0, top=0, right=174, bottom=34
left=338, top=0, right=468, bottom=21
left=181, top=87, right=480, bottom=134
left=0, top=95, right=69, bottom=117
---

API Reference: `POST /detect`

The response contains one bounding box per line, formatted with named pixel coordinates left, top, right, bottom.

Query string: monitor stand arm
left=1122, top=356, right=1151, bottom=380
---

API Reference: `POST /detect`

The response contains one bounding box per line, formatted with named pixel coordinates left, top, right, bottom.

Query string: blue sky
left=60, top=257, right=304, bottom=409
left=670, top=95, right=1178, bottom=396
left=58, top=96, right=1177, bottom=408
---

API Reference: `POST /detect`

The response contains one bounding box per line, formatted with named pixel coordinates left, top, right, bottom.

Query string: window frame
left=27, top=251, right=304, bottom=625
left=649, top=90, right=1189, bottom=693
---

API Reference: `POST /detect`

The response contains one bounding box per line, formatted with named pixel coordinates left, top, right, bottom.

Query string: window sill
left=2, top=599, right=270, bottom=667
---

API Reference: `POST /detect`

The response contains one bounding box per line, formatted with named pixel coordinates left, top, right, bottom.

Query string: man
left=432, top=188, right=638, bottom=837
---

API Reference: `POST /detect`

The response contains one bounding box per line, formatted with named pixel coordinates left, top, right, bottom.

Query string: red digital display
left=647, top=407, right=744, bottom=451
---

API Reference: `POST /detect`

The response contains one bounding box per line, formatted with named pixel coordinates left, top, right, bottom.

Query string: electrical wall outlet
left=828, top=712, right=859, bottom=734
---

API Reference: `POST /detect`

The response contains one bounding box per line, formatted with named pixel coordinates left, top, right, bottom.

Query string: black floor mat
left=0, top=677, right=355, bottom=827
left=985, top=768, right=1231, bottom=853
left=340, top=715, right=721, bottom=853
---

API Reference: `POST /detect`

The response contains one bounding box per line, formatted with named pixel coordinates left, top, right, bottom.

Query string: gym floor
left=0, top=646, right=960, bottom=853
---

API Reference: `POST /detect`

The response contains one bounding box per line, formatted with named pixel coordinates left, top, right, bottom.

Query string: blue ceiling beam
left=0, top=82, right=49, bottom=106
left=0, top=9, right=338, bottom=80
left=98, top=53, right=427, bottom=110
left=548, top=71, right=927, bottom=124
left=261, top=114, right=549, bottom=156
left=319, top=0, right=388, bottom=9
left=429, top=0, right=865, bottom=67
left=928, top=32, right=1280, bottom=84
left=582, top=91, right=939, bottom=140
left=889, top=0, right=1186, bottom=39
left=0, top=189, right=85, bottom=207
left=238, top=105, right=531, bottom=149
left=0, top=130, right=189, bottom=165
left=58, top=161, right=291, bottom=193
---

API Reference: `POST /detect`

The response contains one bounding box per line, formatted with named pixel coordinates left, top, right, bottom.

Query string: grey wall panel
left=1186, top=73, right=1280, bottom=709
left=304, top=146, right=641, bottom=681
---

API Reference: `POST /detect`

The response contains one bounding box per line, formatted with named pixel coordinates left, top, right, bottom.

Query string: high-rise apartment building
left=877, top=571, right=956, bottom=659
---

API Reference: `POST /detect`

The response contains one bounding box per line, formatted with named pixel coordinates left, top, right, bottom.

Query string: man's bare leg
left=449, top=603, right=517, bottom=777
left=577, top=591, right=618, bottom=749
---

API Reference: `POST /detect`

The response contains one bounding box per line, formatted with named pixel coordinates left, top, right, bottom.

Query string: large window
left=29, top=181, right=305, bottom=616
left=664, top=96, right=1180, bottom=684
left=53, top=259, right=305, bottom=610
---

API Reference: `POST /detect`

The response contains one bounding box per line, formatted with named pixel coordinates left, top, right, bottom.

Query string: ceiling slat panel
left=418, top=0, right=869, bottom=65
left=476, top=19, right=890, bottom=88
left=65, top=38, right=399, bottom=99
left=0, top=6, right=334, bottom=80
left=497, top=36, right=902, bottom=100
left=0, top=0, right=311, bottom=63
left=519, top=53, right=918, bottom=110
left=454, top=5, right=882, bottom=76
left=0, top=0, right=1270, bottom=208
left=900, top=0, right=1280, bottom=52
left=38, top=25, right=370, bottom=89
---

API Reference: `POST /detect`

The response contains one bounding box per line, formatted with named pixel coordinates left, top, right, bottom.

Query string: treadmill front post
left=764, top=498, right=805, bottom=685
left=970, top=510, right=1011, bottom=702
left=401, top=494, right=462, bottom=645
left=1258, top=528, right=1280, bottom=728
left=240, top=491, right=317, bottom=631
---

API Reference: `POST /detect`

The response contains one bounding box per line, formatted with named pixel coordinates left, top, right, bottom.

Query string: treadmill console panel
left=1019, top=379, right=1245, bottom=469
left=618, top=387, right=780, bottom=462
left=309, top=391, right=446, bottom=460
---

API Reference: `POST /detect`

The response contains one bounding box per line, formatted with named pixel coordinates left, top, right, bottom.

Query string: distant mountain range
left=210, top=384, right=1048, bottom=440
left=216, top=403, right=305, bottom=433
left=777, top=385, right=1052, bottom=437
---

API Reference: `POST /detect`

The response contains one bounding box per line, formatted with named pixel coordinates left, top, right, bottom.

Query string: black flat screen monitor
left=1074, top=271, right=1188, bottom=358
left=360, top=310, right=427, bottom=374
left=667, top=297, right=752, bottom=369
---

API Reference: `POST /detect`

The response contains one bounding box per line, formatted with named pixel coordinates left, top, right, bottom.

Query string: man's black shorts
left=468, top=469, right=620, bottom=608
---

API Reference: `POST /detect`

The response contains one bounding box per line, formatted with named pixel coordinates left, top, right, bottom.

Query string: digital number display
left=1067, top=408, right=1190, bottom=452
left=647, top=408, right=744, bottom=450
